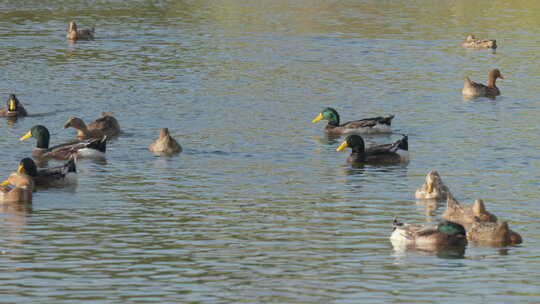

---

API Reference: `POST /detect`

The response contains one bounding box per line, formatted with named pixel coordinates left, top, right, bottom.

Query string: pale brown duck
left=64, top=113, right=120, bottom=140
left=66, top=21, right=95, bottom=40
left=462, top=69, right=504, bottom=98
left=149, top=128, right=182, bottom=156
left=461, top=35, right=497, bottom=49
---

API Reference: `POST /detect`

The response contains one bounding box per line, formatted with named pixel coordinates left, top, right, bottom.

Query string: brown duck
left=149, top=128, right=182, bottom=156
left=0, top=166, right=34, bottom=203
left=0, top=94, right=27, bottom=117
left=66, top=21, right=95, bottom=40
left=462, top=69, right=504, bottom=98
left=64, top=113, right=121, bottom=140
left=442, top=195, right=497, bottom=229
left=467, top=219, right=522, bottom=246
left=461, top=35, right=497, bottom=49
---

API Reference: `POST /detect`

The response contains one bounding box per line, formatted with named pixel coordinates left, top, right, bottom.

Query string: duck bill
left=63, top=121, right=72, bottom=128
left=312, top=113, right=323, bottom=123
left=8, top=98, right=16, bottom=111
left=0, top=179, right=10, bottom=187
left=426, top=182, right=433, bottom=193
left=336, top=141, right=348, bottom=152
left=499, top=74, right=504, bottom=79
left=17, top=164, right=25, bottom=174
left=20, top=131, right=33, bottom=141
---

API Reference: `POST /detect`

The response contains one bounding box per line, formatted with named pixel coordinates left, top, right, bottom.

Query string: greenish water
left=1, top=1, right=539, bottom=303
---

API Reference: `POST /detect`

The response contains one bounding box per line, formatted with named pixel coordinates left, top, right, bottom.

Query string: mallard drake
left=460, top=35, right=497, bottom=49
left=312, top=107, right=394, bottom=135
left=66, top=21, right=95, bottom=40
left=390, top=217, right=467, bottom=250
left=336, top=134, right=408, bottom=164
left=462, top=69, right=504, bottom=98
left=149, top=128, right=182, bottom=156
left=0, top=166, right=33, bottom=203
left=18, top=158, right=77, bottom=187
left=20, top=125, right=107, bottom=161
left=467, top=218, right=522, bottom=246
left=415, top=170, right=451, bottom=200
left=0, top=94, right=27, bottom=117
left=64, top=112, right=120, bottom=140
left=442, top=195, right=497, bottom=228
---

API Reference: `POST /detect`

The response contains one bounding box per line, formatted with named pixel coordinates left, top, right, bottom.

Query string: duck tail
left=87, top=136, right=107, bottom=153
left=66, top=157, right=77, bottom=173
left=395, top=134, right=408, bottom=151
left=380, top=114, right=395, bottom=125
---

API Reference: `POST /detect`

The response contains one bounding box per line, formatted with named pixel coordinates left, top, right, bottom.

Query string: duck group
left=1, top=23, right=521, bottom=257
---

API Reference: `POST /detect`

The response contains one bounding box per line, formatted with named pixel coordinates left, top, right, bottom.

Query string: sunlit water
left=1, top=1, right=539, bottom=303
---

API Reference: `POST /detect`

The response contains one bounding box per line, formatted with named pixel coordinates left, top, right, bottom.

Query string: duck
left=20, top=125, right=107, bottom=161
left=64, top=112, right=121, bottom=140
left=312, top=107, right=394, bottom=135
left=336, top=134, right=408, bottom=164
left=390, top=217, right=467, bottom=250
left=415, top=170, right=451, bottom=200
left=467, top=218, right=522, bottom=246
left=17, top=158, right=77, bottom=187
left=149, top=128, right=182, bottom=156
left=442, top=195, right=497, bottom=229
left=461, top=35, right=497, bottom=49
left=462, top=69, right=504, bottom=98
left=0, top=94, right=27, bottom=117
left=66, top=21, right=95, bottom=40
left=0, top=166, right=33, bottom=203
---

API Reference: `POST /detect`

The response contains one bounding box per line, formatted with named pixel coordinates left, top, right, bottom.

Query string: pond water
left=0, top=0, right=539, bottom=303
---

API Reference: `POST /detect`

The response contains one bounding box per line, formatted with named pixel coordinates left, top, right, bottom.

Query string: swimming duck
left=467, top=218, right=522, bottom=246
left=336, top=134, right=408, bottom=164
left=20, top=125, right=107, bottom=161
left=18, top=158, right=77, bottom=187
left=462, top=69, right=504, bottom=98
left=460, top=35, right=497, bottom=49
left=0, top=166, right=33, bottom=203
left=415, top=170, right=451, bottom=200
left=312, top=107, right=394, bottom=135
left=149, top=128, right=182, bottom=156
left=390, top=217, right=467, bottom=250
left=64, top=112, right=121, bottom=140
left=442, top=195, right=497, bottom=228
left=66, top=21, right=95, bottom=40
left=0, top=94, right=27, bottom=117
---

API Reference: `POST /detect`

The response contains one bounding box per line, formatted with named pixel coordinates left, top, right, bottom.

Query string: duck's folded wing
left=341, top=116, right=392, bottom=129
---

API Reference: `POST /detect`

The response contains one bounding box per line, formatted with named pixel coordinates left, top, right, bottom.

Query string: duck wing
left=341, top=115, right=394, bottom=129
left=88, top=113, right=120, bottom=136
left=35, top=159, right=76, bottom=185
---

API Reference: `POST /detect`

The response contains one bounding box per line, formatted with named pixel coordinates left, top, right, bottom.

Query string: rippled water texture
left=1, top=0, right=540, bottom=303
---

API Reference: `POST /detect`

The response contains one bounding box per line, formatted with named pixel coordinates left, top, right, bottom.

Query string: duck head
left=336, top=135, right=365, bottom=153
left=18, top=158, right=38, bottom=177
left=425, top=170, right=443, bottom=193
left=312, top=107, right=340, bottom=126
left=7, top=94, right=20, bottom=112
left=438, top=221, right=467, bottom=238
left=20, top=125, right=50, bottom=149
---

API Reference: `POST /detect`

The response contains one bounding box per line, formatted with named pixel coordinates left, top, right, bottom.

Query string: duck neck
left=487, top=75, right=497, bottom=88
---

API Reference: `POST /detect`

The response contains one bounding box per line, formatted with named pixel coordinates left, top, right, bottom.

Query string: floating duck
left=0, top=164, right=33, bottom=203
left=64, top=112, right=120, bottom=140
left=442, top=195, right=497, bottom=228
left=66, top=21, right=95, bottom=40
left=415, top=170, right=451, bottom=200
left=390, top=217, right=467, bottom=250
left=20, top=125, right=107, bottom=161
left=461, top=35, right=497, bottom=49
left=336, top=134, right=408, bottom=164
left=149, top=128, right=182, bottom=156
left=312, top=107, right=394, bottom=135
left=462, top=69, right=504, bottom=98
left=17, top=158, right=77, bottom=187
left=0, top=94, right=27, bottom=117
left=467, top=218, right=522, bottom=246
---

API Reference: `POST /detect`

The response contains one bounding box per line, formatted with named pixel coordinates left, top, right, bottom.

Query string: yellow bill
left=17, top=164, right=25, bottom=174
left=336, top=141, right=348, bottom=152
left=426, top=181, right=433, bottom=193
left=20, top=131, right=32, bottom=141
left=8, top=98, right=16, bottom=111
left=312, top=113, right=323, bottom=123
left=0, top=179, right=10, bottom=187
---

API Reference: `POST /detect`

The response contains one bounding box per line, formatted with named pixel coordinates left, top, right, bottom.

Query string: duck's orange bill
left=0, top=179, right=10, bottom=186
left=336, top=141, right=348, bottom=152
